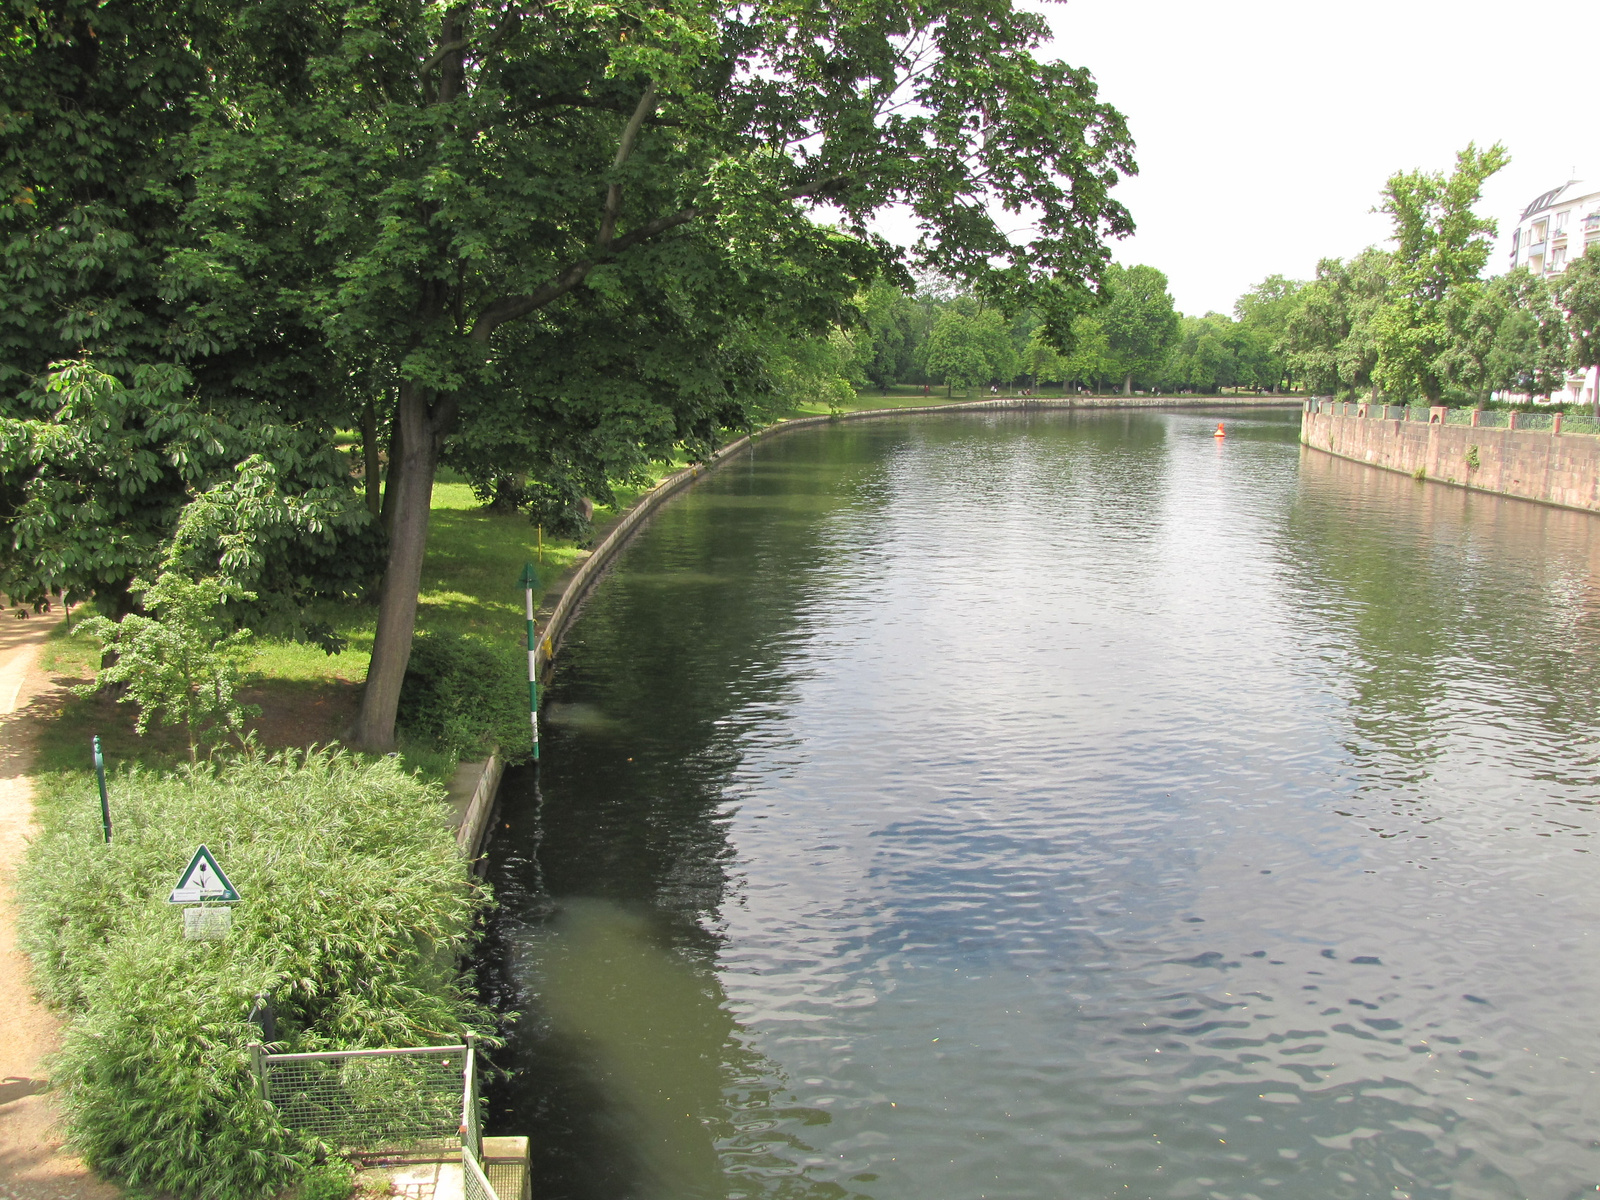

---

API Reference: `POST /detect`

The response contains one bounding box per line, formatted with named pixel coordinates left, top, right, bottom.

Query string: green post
left=92, top=735, right=111, bottom=843
left=519, top=563, right=540, bottom=761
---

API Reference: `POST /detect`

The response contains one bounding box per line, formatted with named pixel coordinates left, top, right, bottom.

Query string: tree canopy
left=2, top=0, right=1139, bottom=749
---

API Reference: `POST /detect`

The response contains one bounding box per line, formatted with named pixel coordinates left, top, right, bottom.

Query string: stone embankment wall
left=1301, top=400, right=1600, bottom=513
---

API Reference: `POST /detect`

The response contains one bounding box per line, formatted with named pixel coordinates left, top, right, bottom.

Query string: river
left=476, top=406, right=1600, bottom=1200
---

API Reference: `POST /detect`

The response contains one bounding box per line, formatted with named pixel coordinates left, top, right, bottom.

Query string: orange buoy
left=1213, top=422, right=1226, bottom=438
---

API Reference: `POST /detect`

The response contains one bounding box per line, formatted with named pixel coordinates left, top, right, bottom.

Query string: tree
left=1557, top=244, right=1600, bottom=417
left=1164, top=313, right=1239, bottom=394
left=1373, top=142, right=1509, bottom=403
left=1101, top=263, right=1179, bottom=393
left=1061, top=312, right=1113, bottom=391
left=77, top=571, right=259, bottom=761
left=1234, top=275, right=1302, bottom=391
left=1282, top=249, right=1393, bottom=399
left=0, top=1, right=367, bottom=618
left=923, top=301, right=1018, bottom=393
left=161, top=0, right=1137, bottom=750
left=1024, top=326, right=1068, bottom=387
left=854, top=281, right=919, bottom=389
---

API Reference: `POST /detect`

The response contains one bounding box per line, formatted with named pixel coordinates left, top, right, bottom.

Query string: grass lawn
left=30, top=465, right=677, bottom=779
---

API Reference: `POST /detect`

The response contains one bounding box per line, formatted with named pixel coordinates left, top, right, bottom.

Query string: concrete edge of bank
left=531, top=393, right=1299, bottom=682
left=460, top=393, right=1300, bottom=839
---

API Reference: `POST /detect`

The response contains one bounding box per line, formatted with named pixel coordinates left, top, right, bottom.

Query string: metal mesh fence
left=259, top=1045, right=468, bottom=1156
left=464, top=1148, right=499, bottom=1200
left=1563, top=414, right=1600, bottom=436
left=1516, top=411, right=1557, bottom=430
left=484, top=1158, right=528, bottom=1200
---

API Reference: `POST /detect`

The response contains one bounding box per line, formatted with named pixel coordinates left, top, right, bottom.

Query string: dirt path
left=0, top=611, right=116, bottom=1199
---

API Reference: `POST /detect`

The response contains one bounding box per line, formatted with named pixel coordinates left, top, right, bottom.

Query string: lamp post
left=518, top=563, right=540, bottom=761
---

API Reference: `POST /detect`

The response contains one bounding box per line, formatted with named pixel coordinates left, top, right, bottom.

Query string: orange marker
left=1213, top=422, right=1226, bottom=438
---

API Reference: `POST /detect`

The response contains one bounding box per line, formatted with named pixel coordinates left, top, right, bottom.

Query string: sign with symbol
left=167, top=845, right=241, bottom=904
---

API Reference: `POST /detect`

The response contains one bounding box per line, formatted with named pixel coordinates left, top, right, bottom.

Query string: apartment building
left=1508, top=179, right=1600, bottom=276
left=1505, top=180, right=1600, bottom=406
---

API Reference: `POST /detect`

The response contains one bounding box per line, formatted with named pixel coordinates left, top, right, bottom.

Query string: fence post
left=248, top=1042, right=267, bottom=1101
left=1508, top=411, right=1520, bottom=431
left=1554, top=412, right=1563, bottom=435
left=462, top=1033, right=480, bottom=1157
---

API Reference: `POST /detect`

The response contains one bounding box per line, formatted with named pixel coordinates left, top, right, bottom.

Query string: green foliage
left=77, top=572, right=259, bottom=761
left=1232, top=275, right=1302, bottom=391
left=1281, top=249, right=1394, bottom=398
left=16, top=750, right=489, bottom=1200
left=397, top=632, right=531, bottom=764
left=298, top=1159, right=356, bottom=1200
left=1061, top=312, right=1114, bottom=388
left=1373, top=142, right=1510, bottom=403
left=1557, top=244, right=1600, bottom=412
left=1100, top=263, right=1180, bottom=390
left=923, top=301, right=1019, bottom=391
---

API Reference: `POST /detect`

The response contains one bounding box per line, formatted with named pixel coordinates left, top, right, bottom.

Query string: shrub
left=75, top=571, right=259, bottom=761
left=17, top=750, right=491, bottom=1200
left=397, top=632, right=531, bottom=763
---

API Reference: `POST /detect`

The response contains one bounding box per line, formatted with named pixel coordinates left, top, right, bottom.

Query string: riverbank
left=1, top=394, right=1295, bottom=1197
left=1302, top=400, right=1600, bottom=513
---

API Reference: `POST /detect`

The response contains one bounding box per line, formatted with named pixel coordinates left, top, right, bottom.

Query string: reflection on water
left=479, top=408, right=1600, bottom=1200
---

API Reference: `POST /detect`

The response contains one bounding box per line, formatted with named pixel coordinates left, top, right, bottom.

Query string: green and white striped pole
left=519, top=562, right=540, bottom=761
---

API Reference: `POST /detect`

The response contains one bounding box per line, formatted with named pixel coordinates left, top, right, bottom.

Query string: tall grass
left=18, top=749, right=491, bottom=1199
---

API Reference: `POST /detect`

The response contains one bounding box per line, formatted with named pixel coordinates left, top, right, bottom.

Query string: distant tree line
left=817, top=143, right=1600, bottom=410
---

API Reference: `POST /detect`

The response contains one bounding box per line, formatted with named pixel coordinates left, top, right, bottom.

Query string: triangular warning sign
left=167, top=845, right=241, bottom=904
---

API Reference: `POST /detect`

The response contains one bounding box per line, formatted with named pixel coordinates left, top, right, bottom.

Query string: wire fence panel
left=260, top=1046, right=467, bottom=1156
left=464, top=1148, right=499, bottom=1200
left=1445, top=408, right=1475, bottom=426
left=484, top=1157, right=528, bottom=1200
left=1517, top=412, right=1557, bottom=431
left=1563, top=415, right=1600, bottom=436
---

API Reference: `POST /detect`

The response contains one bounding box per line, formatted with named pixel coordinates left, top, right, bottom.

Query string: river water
left=477, top=407, right=1600, bottom=1200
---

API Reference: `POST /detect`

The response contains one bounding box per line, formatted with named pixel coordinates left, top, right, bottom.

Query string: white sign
left=183, top=907, right=232, bottom=940
left=167, top=845, right=241, bottom=904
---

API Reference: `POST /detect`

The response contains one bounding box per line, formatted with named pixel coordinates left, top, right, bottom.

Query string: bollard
left=93, top=735, right=111, bottom=843
left=518, top=563, right=540, bottom=761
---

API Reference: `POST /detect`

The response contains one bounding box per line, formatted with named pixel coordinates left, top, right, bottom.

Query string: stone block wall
left=1301, top=405, right=1600, bottom=513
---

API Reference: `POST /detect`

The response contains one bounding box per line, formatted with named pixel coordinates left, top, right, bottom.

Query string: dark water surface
left=477, top=408, right=1600, bottom=1200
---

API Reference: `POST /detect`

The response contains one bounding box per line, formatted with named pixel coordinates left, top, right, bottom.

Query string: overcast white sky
left=887, top=0, right=1600, bottom=317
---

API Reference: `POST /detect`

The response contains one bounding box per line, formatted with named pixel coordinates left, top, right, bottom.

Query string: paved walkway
left=0, top=611, right=115, bottom=1199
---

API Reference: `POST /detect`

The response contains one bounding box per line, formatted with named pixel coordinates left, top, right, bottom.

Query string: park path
left=0, top=611, right=115, bottom=1199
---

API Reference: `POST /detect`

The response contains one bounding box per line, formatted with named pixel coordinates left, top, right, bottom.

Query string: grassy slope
left=32, top=472, right=670, bottom=778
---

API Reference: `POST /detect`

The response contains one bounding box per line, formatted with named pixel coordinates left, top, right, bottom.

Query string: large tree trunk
left=1122, top=372, right=1132, bottom=395
left=351, top=381, right=445, bottom=751
left=361, top=399, right=382, bottom=517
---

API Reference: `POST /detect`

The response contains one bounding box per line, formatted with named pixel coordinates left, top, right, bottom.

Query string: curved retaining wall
left=532, top=395, right=1298, bottom=677
left=455, top=394, right=1294, bottom=860
left=1302, top=405, right=1600, bottom=513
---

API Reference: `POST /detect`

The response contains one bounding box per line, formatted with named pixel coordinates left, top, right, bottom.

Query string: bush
left=17, top=750, right=491, bottom=1200
left=397, top=632, right=531, bottom=763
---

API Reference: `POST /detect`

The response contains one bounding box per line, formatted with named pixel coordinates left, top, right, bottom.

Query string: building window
left=1555, top=210, right=1569, bottom=233
left=1552, top=246, right=1567, bottom=269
